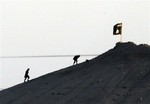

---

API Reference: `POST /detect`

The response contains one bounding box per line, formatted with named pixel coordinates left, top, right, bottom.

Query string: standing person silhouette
left=24, top=68, right=30, bottom=83
left=73, top=55, right=80, bottom=65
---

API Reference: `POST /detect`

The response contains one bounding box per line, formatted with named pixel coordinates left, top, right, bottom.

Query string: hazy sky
left=1, top=0, right=150, bottom=88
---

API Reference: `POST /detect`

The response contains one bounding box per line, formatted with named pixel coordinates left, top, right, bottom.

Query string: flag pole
left=120, top=32, right=122, bottom=43
left=120, top=23, right=122, bottom=43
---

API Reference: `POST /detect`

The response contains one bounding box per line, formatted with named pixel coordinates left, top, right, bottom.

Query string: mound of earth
left=0, top=42, right=150, bottom=104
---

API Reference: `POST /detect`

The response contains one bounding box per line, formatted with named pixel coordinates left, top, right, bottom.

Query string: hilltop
left=0, top=42, right=150, bottom=104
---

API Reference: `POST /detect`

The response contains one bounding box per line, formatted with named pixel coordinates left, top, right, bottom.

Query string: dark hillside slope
left=0, top=42, right=150, bottom=104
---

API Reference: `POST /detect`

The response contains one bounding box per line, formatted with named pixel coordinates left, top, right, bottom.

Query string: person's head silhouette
left=27, top=68, right=30, bottom=71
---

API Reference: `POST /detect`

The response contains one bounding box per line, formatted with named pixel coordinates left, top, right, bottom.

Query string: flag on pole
left=113, top=23, right=122, bottom=35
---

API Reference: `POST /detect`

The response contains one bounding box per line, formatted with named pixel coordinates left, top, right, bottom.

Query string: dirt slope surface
left=0, top=42, right=150, bottom=104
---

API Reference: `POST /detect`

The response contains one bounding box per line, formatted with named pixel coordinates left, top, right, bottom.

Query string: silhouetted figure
left=24, top=68, right=30, bottom=82
left=73, top=55, right=80, bottom=65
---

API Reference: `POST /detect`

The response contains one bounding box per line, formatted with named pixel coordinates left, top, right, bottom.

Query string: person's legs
left=24, top=77, right=26, bottom=83
left=76, top=60, right=78, bottom=64
left=27, top=76, right=30, bottom=81
left=73, top=59, right=78, bottom=65
left=24, top=75, right=30, bottom=82
left=73, top=60, right=76, bottom=65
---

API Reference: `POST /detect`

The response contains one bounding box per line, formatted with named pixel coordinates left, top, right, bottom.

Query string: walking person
left=24, top=68, right=30, bottom=82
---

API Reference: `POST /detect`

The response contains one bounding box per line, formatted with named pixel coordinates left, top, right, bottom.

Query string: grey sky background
left=1, top=0, right=150, bottom=88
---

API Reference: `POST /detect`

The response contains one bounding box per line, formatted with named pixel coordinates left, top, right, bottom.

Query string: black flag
left=113, top=23, right=122, bottom=35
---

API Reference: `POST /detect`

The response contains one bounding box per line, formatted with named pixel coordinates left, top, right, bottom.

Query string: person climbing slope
left=24, top=68, right=30, bottom=82
left=73, top=55, right=80, bottom=65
